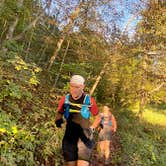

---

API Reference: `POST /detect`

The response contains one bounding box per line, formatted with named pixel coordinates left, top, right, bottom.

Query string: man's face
left=103, top=106, right=111, bottom=117
left=70, top=83, right=84, bottom=100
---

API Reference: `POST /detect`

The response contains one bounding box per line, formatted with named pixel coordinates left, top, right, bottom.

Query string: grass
left=142, top=108, right=166, bottom=126
left=131, top=103, right=166, bottom=126
left=114, top=104, right=166, bottom=166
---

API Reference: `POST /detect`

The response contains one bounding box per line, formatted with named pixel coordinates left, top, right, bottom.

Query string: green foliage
left=7, top=56, right=42, bottom=86
left=0, top=0, right=165, bottom=165
left=4, top=40, right=24, bottom=55
left=0, top=0, right=37, bottom=41
left=0, top=74, right=64, bottom=165
left=137, top=0, right=166, bottom=50
left=0, top=80, right=22, bottom=101
left=115, top=108, right=166, bottom=166
left=51, top=61, right=99, bottom=91
left=0, top=111, right=36, bottom=166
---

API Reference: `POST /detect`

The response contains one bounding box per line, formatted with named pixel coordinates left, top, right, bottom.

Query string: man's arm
left=111, top=114, right=117, bottom=132
left=89, top=97, right=101, bottom=130
left=91, top=114, right=101, bottom=129
left=55, top=96, right=65, bottom=127
left=55, top=112, right=63, bottom=121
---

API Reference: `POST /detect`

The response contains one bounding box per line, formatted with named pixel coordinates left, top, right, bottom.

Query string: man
left=98, top=105, right=117, bottom=164
left=55, top=75, right=100, bottom=166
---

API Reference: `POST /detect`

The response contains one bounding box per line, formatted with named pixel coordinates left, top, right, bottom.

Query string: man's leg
left=104, top=140, right=112, bottom=165
left=77, top=139, right=92, bottom=166
left=98, top=141, right=105, bottom=158
left=77, top=160, right=89, bottom=166
left=65, top=161, right=77, bottom=166
left=105, top=140, right=111, bottom=160
left=62, top=138, right=78, bottom=166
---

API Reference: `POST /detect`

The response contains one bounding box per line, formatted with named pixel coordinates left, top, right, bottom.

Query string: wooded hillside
left=0, top=0, right=165, bottom=165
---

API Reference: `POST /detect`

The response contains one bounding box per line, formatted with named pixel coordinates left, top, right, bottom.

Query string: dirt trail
left=90, top=134, right=122, bottom=166
left=57, top=133, right=122, bottom=166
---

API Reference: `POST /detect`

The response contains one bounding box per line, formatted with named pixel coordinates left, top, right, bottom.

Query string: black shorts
left=62, top=138, right=78, bottom=161
left=62, top=121, right=80, bottom=161
left=62, top=121, right=93, bottom=161
left=62, top=137, right=93, bottom=162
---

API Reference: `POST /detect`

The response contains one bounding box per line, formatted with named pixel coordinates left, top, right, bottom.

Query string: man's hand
left=99, top=123, right=103, bottom=129
left=112, top=128, right=116, bottom=133
left=84, top=138, right=95, bottom=149
left=84, top=127, right=95, bottom=139
left=55, top=118, right=63, bottom=128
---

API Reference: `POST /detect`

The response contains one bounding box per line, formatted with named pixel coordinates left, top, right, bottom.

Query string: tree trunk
left=52, top=39, right=70, bottom=88
left=12, top=2, right=51, bottom=41
left=6, top=17, right=19, bottom=40
left=2, top=0, right=23, bottom=54
left=5, top=0, right=23, bottom=40
left=24, top=29, right=34, bottom=61
left=138, top=90, right=146, bottom=116
left=47, top=36, right=65, bottom=70
left=123, top=12, right=140, bottom=33
left=46, top=2, right=83, bottom=71
left=90, top=62, right=109, bottom=95
left=0, top=0, right=5, bottom=6
left=13, top=12, right=45, bottom=41
left=37, top=45, right=48, bottom=65
left=138, top=53, right=148, bottom=116
left=150, top=82, right=165, bottom=93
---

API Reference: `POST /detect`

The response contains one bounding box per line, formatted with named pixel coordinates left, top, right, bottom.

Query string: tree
left=134, top=0, right=166, bottom=114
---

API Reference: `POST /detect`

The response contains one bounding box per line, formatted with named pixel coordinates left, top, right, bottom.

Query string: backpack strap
left=101, top=114, right=112, bottom=126
left=64, top=94, right=70, bottom=119
left=108, top=115, right=112, bottom=126
left=81, top=94, right=91, bottom=119
left=83, top=94, right=91, bottom=105
left=64, top=94, right=91, bottom=119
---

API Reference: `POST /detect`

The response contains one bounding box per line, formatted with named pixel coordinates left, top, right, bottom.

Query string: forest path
left=90, top=133, right=122, bottom=166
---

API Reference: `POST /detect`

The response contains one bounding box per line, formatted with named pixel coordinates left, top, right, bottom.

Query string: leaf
left=0, top=128, right=7, bottom=133
left=12, top=126, right=18, bottom=134
left=34, top=67, right=42, bottom=73
left=15, top=65, right=22, bottom=71
left=29, top=75, right=40, bottom=85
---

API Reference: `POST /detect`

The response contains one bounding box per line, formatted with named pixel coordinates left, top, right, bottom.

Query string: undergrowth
left=114, top=107, right=166, bottom=166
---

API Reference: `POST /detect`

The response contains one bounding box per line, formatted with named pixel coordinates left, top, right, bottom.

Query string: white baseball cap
left=70, top=75, right=85, bottom=85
